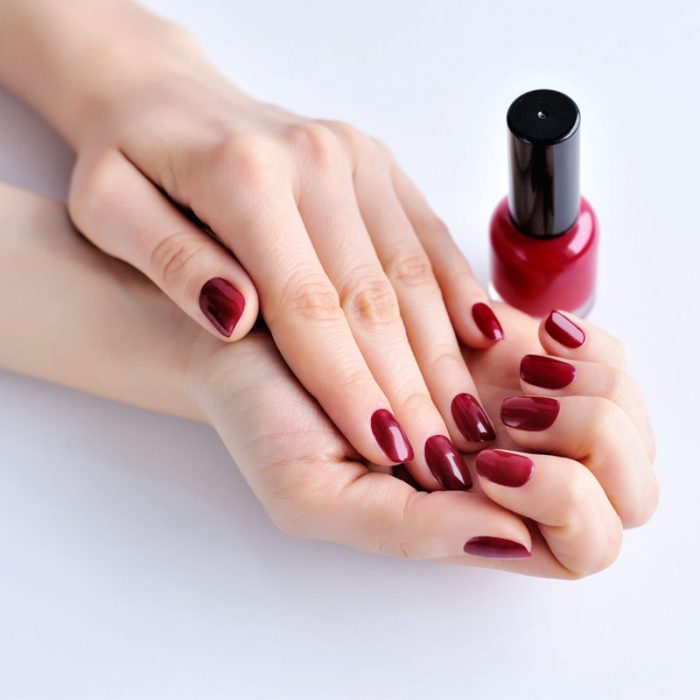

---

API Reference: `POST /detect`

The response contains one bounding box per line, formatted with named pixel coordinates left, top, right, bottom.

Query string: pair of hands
left=0, top=3, right=657, bottom=576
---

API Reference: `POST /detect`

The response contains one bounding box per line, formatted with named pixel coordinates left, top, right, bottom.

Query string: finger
left=297, top=163, right=469, bottom=490
left=69, top=149, right=259, bottom=340
left=474, top=449, right=623, bottom=577
left=500, top=395, right=659, bottom=528
left=196, top=175, right=415, bottom=468
left=351, top=162, right=497, bottom=458
left=540, top=310, right=626, bottom=368
left=519, top=354, right=656, bottom=459
left=391, top=163, right=505, bottom=346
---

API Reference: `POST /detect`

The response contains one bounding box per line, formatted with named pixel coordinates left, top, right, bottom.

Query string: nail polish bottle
left=489, top=89, right=598, bottom=318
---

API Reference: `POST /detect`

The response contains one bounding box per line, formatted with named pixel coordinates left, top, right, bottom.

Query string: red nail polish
left=199, top=278, right=245, bottom=337
left=451, top=394, right=496, bottom=444
left=501, top=396, right=560, bottom=431
left=471, top=303, right=504, bottom=341
left=489, top=90, right=598, bottom=318
left=424, top=435, right=472, bottom=490
left=476, top=449, right=534, bottom=487
left=371, top=409, right=414, bottom=463
left=545, top=310, right=586, bottom=348
left=520, top=354, right=576, bottom=389
left=463, top=536, right=531, bottom=559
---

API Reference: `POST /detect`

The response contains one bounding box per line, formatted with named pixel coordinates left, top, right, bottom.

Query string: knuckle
left=385, top=253, right=436, bottom=288
left=342, top=277, right=401, bottom=327
left=324, top=120, right=381, bottom=156
left=286, top=122, right=342, bottom=167
left=394, top=387, right=433, bottom=418
left=69, top=155, right=118, bottom=230
left=327, top=366, right=373, bottom=400
left=430, top=348, right=463, bottom=376
left=570, top=520, right=623, bottom=578
left=276, top=273, right=342, bottom=323
left=590, top=398, right=623, bottom=441
left=210, top=133, right=280, bottom=189
left=622, top=476, right=660, bottom=529
left=592, top=521, right=624, bottom=573
left=149, top=231, right=208, bottom=286
left=559, top=469, right=593, bottom=515
left=421, top=214, right=452, bottom=239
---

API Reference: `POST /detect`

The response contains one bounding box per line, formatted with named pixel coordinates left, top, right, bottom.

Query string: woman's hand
left=190, top=303, right=658, bottom=578
left=1, top=1, right=503, bottom=488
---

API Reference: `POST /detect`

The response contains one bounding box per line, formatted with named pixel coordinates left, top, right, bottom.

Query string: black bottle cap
left=507, top=89, right=581, bottom=237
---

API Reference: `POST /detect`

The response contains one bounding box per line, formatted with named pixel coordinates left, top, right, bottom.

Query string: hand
left=188, top=303, right=658, bottom=578
left=63, top=11, right=502, bottom=489
left=0, top=184, right=657, bottom=578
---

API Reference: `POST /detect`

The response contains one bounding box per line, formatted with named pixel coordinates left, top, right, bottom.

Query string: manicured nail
left=371, top=409, right=414, bottom=463
left=545, top=310, right=585, bottom=348
left=476, top=449, right=534, bottom=487
left=472, top=303, right=505, bottom=341
left=425, top=435, right=472, bottom=490
left=463, top=536, right=531, bottom=559
left=501, top=396, right=560, bottom=431
left=520, top=354, right=576, bottom=389
left=451, top=393, right=496, bottom=443
left=199, top=278, right=246, bottom=337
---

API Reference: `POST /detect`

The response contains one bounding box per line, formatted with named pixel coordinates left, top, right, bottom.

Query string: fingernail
left=545, top=310, right=585, bottom=348
left=501, top=396, right=560, bottom=431
left=199, top=278, right=246, bottom=337
left=463, top=536, right=531, bottom=559
left=520, top=355, right=576, bottom=389
left=371, top=409, right=414, bottom=463
left=451, top=393, right=496, bottom=443
left=472, top=303, right=505, bottom=341
left=425, top=435, right=473, bottom=490
left=475, top=449, right=534, bottom=487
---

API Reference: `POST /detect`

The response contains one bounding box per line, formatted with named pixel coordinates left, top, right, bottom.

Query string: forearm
left=0, top=0, right=201, bottom=147
left=0, top=181, right=206, bottom=421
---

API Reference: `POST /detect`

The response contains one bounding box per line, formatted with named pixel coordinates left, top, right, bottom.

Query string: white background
left=1, top=1, right=699, bottom=698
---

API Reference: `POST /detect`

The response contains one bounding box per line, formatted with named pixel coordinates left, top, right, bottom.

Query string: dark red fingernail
left=463, top=536, right=531, bottom=559
left=501, top=396, right=560, bottom=431
left=451, top=393, right=496, bottom=443
left=545, top=310, right=585, bottom=348
left=371, top=409, right=414, bottom=463
left=476, top=449, right=534, bottom=487
left=425, top=435, right=472, bottom=490
left=520, top=354, right=576, bottom=389
left=472, top=303, right=505, bottom=341
left=199, top=278, right=246, bottom=337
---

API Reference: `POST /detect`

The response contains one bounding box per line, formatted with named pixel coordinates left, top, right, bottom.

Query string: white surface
left=1, top=1, right=699, bottom=698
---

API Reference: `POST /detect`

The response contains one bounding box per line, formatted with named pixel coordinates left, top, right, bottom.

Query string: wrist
left=0, top=1, right=207, bottom=147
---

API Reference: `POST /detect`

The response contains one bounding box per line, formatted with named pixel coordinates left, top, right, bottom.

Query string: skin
left=0, top=182, right=659, bottom=578
left=0, top=0, right=506, bottom=488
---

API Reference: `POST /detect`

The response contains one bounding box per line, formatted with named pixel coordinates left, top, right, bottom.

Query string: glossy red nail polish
left=424, top=435, right=473, bottom=490
left=199, top=278, right=246, bottom=337
left=451, top=393, right=496, bottom=444
left=371, top=409, right=414, bottom=463
left=476, top=450, right=534, bottom=487
left=489, top=90, right=598, bottom=318
left=545, top=310, right=586, bottom=348
left=501, top=396, right=560, bottom=431
left=520, top=354, right=576, bottom=389
left=472, top=303, right=504, bottom=341
left=463, top=536, right=531, bottom=559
